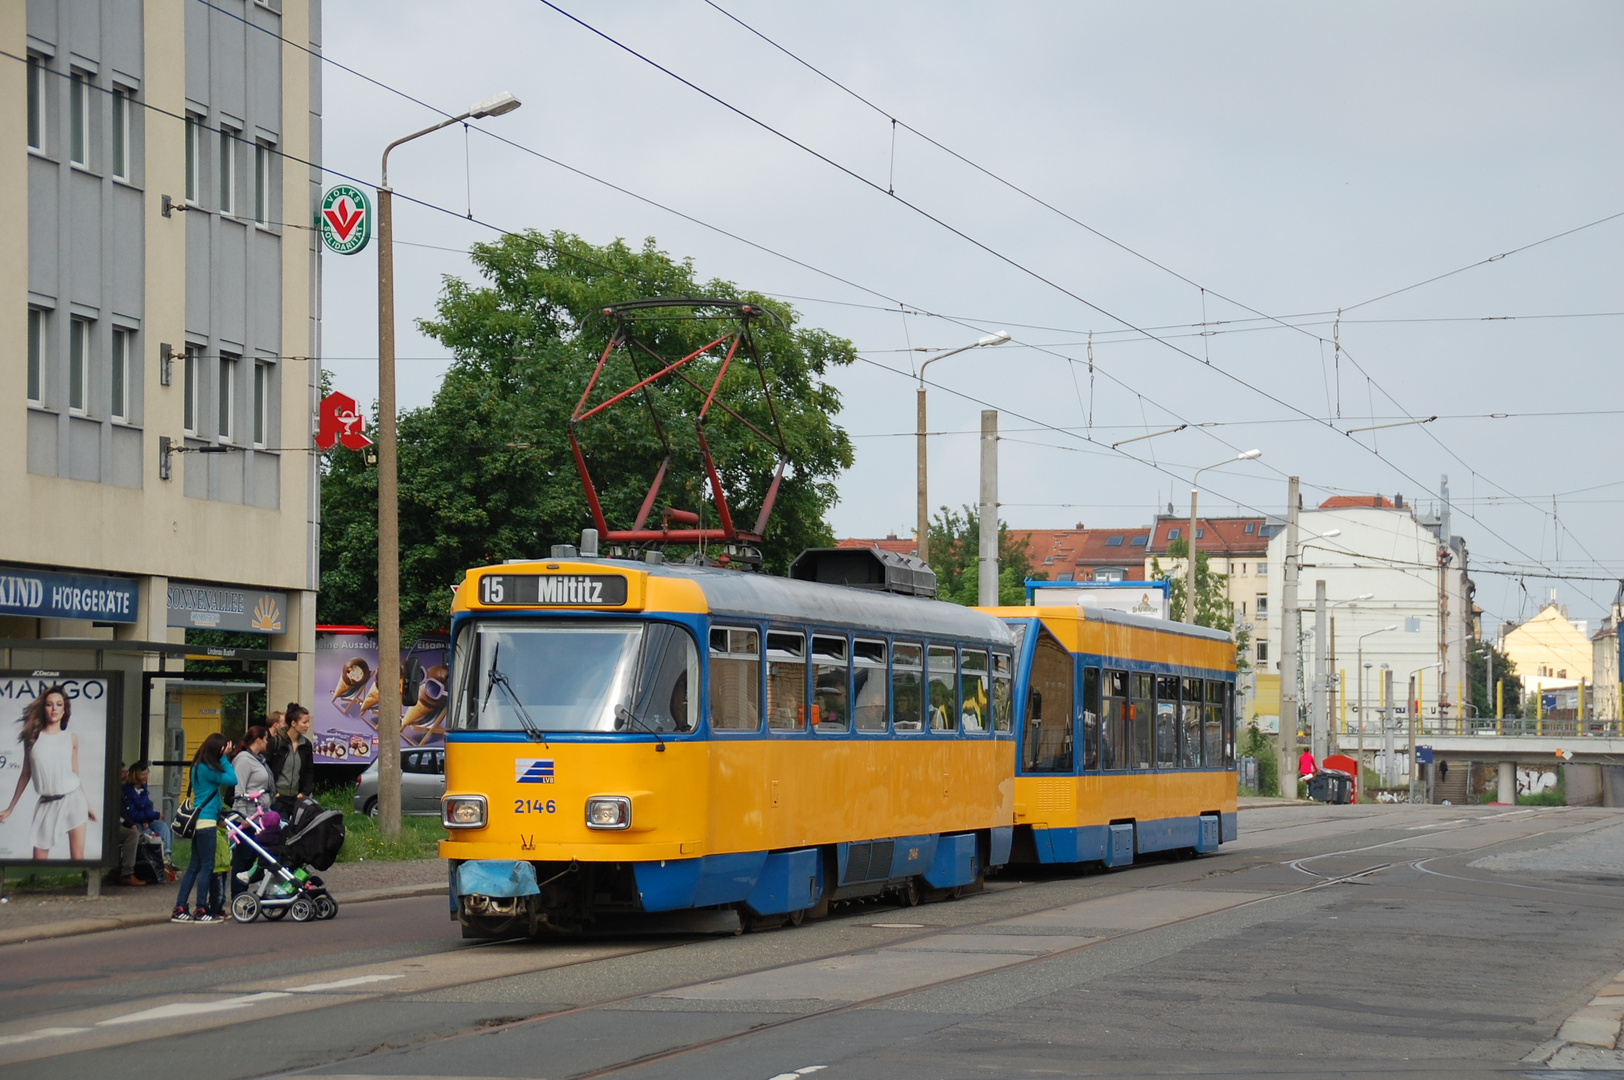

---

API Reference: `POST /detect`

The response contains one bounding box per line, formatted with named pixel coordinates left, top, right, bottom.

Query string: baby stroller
left=130, top=829, right=169, bottom=885
left=226, top=799, right=346, bottom=923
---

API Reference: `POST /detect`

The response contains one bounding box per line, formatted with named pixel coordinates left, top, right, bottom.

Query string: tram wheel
left=786, top=908, right=806, bottom=927
left=901, top=879, right=921, bottom=907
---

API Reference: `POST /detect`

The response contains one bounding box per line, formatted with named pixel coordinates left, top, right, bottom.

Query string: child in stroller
left=225, top=797, right=346, bottom=923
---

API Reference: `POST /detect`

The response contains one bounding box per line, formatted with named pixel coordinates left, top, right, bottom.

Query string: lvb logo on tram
left=319, top=185, right=371, bottom=255
left=516, top=759, right=556, bottom=784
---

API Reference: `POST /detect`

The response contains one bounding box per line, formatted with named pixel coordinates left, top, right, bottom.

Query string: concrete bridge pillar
left=1498, top=761, right=1517, bottom=806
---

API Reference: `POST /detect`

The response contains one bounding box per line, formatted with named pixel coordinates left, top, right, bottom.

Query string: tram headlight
left=442, top=795, right=487, bottom=829
left=585, top=796, right=631, bottom=830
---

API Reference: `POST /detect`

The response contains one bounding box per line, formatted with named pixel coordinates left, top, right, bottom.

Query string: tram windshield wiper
left=614, top=704, right=666, bottom=752
left=483, top=642, right=548, bottom=745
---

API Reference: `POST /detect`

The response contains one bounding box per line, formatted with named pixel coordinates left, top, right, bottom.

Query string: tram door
left=1020, top=633, right=1074, bottom=773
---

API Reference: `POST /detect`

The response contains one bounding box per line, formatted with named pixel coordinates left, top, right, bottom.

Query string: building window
left=254, top=141, right=272, bottom=224
left=1098, top=568, right=1125, bottom=583
left=253, top=360, right=269, bottom=446
left=27, top=308, right=45, bottom=405
left=1244, top=522, right=1256, bottom=533
left=1131, top=535, right=1147, bottom=546
left=70, top=71, right=90, bottom=166
left=1255, top=594, right=1268, bottom=618
left=1105, top=535, right=1123, bottom=547
left=183, top=347, right=199, bottom=434
left=219, top=354, right=238, bottom=441
left=1194, top=528, right=1204, bottom=539
left=219, top=126, right=237, bottom=215
left=111, top=87, right=131, bottom=180
left=1240, top=601, right=1247, bottom=617
left=1256, top=641, right=1269, bottom=663
left=110, top=328, right=132, bottom=421
left=1256, top=562, right=1267, bottom=576
left=27, top=55, right=46, bottom=151
left=185, top=113, right=202, bottom=204
left=1168, top=528, right=1180, bottom=541
left=69, top=318, right=91, bottom=414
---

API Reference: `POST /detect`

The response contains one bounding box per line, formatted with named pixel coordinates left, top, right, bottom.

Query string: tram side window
left=812, top=635, right=849, bottom=733
left=1180, top=676, right=1203, bottom=768
left=1204, top=678, right=1224, bottom=766
left=991, top=652, right=1014, bottom=734
left=708, top=627, right=760, bottom=732
left=1223, top=682, right=1237, bottom=766
left=766, top=631, right=807, bottom=731
left=1130, top=673, right=1154, bottom=770
left=893, top=643, right=924, bottom=731
left=1154, top=675, right=1179, bottom=768
left=1020, top=636, right=1073, bottom=772
left=961, top=650, right=990, bottom=733
left=853, top=639, right=888, bottom=732
left=1081, top=667, right=1100, bottom=770
left=927, top=645, right=958, bottom=732
left=1102, top=669, right=1128, bottom=770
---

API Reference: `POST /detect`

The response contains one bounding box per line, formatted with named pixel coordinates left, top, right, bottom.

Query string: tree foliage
left=319, top=231, right=855, bottom=639
left=926, top=505, right=1039, bottom=607
left=1150, top=538, right=1233, bottom=630
left=1471, top=638, right=1519, bottom=719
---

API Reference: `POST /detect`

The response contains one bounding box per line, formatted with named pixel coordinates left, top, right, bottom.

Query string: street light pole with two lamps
left=1356, top=624, right=1398, bottom=802
left=375, top=91, right=522, bottom=840
left=915, top=332, right=1009, bottom=564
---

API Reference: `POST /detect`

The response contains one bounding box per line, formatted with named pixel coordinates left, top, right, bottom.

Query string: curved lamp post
left=915, top=331, right=1009, bottom=563
left=1356, top=624, right=1398, bottom=801
left=1184, top=450, right=1262, bottom=624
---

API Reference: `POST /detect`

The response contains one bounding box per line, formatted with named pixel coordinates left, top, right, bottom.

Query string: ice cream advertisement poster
left=0, top=674, right=115, bottom=865
left=314, top=630, right=448, bottom=765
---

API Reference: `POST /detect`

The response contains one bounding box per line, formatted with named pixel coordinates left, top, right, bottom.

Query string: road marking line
left=95, top=991, right=291, bottom=1025
left=284, top=974, right=404, bottom=993
left=797, top=1068, right=827, bottom=1075
left=0, top=1027, right=91, bottom=1046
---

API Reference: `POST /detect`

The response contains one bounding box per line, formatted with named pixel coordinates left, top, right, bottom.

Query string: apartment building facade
left=3, top=1, right=322, bottom=774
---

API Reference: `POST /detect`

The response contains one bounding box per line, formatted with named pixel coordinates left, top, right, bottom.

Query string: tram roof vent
left=788, top=547, right=937, bottom=599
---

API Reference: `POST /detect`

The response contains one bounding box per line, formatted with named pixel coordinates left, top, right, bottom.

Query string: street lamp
left=376, top=90, right=522, bottom=840
left=1356, top=624, right=1398, bottom=802
left=915, top=331, right=1010, bottom=563
left=1407, top=660, right=1442, bottom=801
left=1185, top=449, right=1262, bottom=625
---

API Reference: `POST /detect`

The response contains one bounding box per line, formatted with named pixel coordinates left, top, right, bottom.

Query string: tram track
left=249, top=803, right=1615, bottom=1080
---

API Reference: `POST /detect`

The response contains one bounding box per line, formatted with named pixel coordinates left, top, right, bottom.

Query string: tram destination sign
left=479, top=574, right=628, bottom=607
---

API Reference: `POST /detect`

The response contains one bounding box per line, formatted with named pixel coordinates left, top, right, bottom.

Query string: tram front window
left=451, top=621, right=698, bottom=733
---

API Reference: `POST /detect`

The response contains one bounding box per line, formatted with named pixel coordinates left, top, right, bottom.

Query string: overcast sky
left=317, top=1, right=1623, bottom=631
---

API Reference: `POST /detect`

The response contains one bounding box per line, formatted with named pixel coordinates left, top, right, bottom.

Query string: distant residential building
left=1005, top=524, right=1150, bottom=584
left=1143, top=510, right=1273, bottom=676
left=1594, top=604, right=1620, bottom=722
left=1500, top=601, right=1595, bottom=713
left=837, top=534, right=917, bottom=557
left=1262, top=494, right=1473, bottom=732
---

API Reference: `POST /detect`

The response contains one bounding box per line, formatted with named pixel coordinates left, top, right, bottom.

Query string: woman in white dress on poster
left=0, top=685, right=96, bottom=859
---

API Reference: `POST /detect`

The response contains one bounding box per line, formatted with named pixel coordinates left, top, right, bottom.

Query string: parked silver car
left=354, top=748, right=445, bottom=817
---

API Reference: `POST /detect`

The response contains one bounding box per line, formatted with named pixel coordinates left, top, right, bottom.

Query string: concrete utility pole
left=1381, top=665, right=1395, bottom=785
left=1313, top=580, right=1327, bottom=761
left=1279, top=476, right=1301, bottom=795
left=1438, top=475, right=1452, bottom=726
left=1186, top=449, right=1262, bottom=624
left=978, top=410, right=999, bottom=607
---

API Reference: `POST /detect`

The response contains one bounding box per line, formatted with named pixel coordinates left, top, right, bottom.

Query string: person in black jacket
left=266, top=704, right=314, bottom=816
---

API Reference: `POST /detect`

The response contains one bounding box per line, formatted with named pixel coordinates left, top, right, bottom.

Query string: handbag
left=170, top=769, right=199, bottom=840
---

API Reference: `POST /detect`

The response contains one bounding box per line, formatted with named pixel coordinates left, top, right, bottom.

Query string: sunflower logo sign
left=251, top=594, right=283, bottom=633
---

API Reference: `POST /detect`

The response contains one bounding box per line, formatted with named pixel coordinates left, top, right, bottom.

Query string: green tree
left=926, top=505, right=1040, bottom=607
left=1470, top=638, right=1519, bottom=719
left=1149, top=538, right=1233, bottom=631
left=319, top=231, right=854, bottom=639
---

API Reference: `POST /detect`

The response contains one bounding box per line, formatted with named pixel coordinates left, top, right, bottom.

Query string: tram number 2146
left=515, top=798, right=557, bottom=815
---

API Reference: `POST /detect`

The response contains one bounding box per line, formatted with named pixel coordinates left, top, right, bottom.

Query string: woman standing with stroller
left=171, top=734, right=236, bottom=924
left=228, top=726, right=272, bottom=900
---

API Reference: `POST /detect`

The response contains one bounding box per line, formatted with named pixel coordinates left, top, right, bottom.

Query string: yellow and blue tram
left=439, top=549, right=1020, bottom=936
left=438, top=550, right=1237, bottom=936
left=990, top=605, right=1237, bottom=867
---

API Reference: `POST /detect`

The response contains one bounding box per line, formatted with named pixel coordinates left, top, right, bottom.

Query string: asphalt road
left=3, top=803, right=1621, bottom=1079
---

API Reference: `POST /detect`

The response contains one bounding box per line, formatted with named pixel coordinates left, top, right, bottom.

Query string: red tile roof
left=1318, top=494, right=1395, bottom=509
left=837, top=536, right=918, bottom=556
left=1144, top=515, right=1269, bottom=556
left=1005, top=527, right=1150, bottom=582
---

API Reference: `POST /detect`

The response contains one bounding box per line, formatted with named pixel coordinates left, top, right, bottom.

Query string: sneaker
left=119, top=875, right=147, bottom=887
left=164, top=868, right=178, bottom=883
left=170, top=906, right=192, bottom=923
left=194, top=908, right=221, bottom=924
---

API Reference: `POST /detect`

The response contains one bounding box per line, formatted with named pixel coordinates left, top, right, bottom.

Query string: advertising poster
left=314, top=629, right=448, bottom=765
left=0, top=673, right=117, bottom=865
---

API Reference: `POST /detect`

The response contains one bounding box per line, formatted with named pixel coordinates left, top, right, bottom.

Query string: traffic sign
left=319, top=185, right=372, bottom=255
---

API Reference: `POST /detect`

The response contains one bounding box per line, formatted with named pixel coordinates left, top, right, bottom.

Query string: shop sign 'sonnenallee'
left=166, top=582, right=287, bottom=635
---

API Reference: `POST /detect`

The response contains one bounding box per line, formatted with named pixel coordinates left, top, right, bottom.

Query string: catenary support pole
left=1279, top=477, right=1301, bottom=797
left=916, top=387, right=929, bottom=564
left=1313, top=580, right=1327, bottom=761
left=375, top=183, right=401, bottom=841
left=978, top=410, right=998, bottom=607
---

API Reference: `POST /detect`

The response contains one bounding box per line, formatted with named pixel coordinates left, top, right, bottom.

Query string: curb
left=1524, top=968, right=1624, bottom=1069
left=0, top=881, right=446, bottom=947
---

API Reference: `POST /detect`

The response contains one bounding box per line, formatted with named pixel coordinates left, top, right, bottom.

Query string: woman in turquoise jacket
left=171, top=733, right=236, bottom=923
